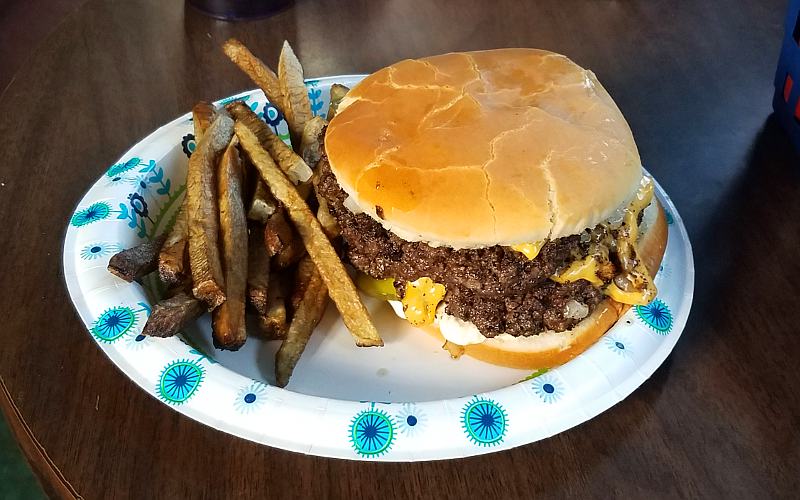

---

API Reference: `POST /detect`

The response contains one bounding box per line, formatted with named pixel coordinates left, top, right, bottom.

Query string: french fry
left=257, top=273, right=288, bottom=339
left=159, top=102, right=217, bottom=286
left=290, top=255, right=316, bottom=311
left=264, top=208, right=289, bottom=256
left=158, top=209, right=188, bottom=286
left=256, top=313, right=287, bottom=340
left=316, top=202, right=341, bottom=239
left=265, top=208, right=305, bottom=268
left=247, top=179, right=277, bottom=223
left=236, top=122, right=383, bottom=347
left=299, top=116, right=327, bottom=169
left=227, top=101, right=312, bottom=184
left=276, top=256, right=329, bottom=386
left=108, top=234, right=167, bottom=282
left=278, top=40, right=313, bottom=149
left=142, top=291, right=204, bottom=338
left=211, top=138, right=248, bottom=350
left=246, top=224, right=270, bottom=316
left=312, top=172, right=341, bottom=239
left=326, top=83, right=349, bottom=120
left=192, top=101, right=216, bottom=142
left=187, top=112, right=234, bottom=308
left=222, top=38, right=287, bottom=119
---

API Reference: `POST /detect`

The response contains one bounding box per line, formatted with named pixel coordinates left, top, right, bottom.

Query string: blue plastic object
left=773, top=0, right=800, bottom=152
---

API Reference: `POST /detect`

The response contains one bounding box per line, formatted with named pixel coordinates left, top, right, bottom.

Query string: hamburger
left=317, top=48, right=667, bottom=369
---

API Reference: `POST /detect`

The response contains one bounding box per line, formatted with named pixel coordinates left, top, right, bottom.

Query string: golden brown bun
left=325, top=49, right=643, bottom=249
left=426, top=201, right=668, bottom=369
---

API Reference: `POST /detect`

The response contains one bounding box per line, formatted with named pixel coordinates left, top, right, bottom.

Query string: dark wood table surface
left=1, top=0, right=798, bottom=498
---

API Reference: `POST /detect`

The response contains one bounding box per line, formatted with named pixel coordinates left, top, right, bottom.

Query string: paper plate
left=62, top=76, right=694, bottom=461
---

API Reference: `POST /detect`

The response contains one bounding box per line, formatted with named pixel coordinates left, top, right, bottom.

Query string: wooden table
left=1, top=0, right=798, bottom=497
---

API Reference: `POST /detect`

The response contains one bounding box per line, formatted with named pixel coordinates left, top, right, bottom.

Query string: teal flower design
left=395, top=403, right=425, bottom=436
left=92, top=306, right=137, bottom=342
left=71, top=202, right=111, bottom=227
left=80, top=242, right=120, bottom=260
left=604, top=334, right=632, bottom=358
left=635, top=299, right=673, bottom=334
left=349, top=406, right=395, bottom=457
left=157, top=360, right=204, bottom=404
left=306, top=80, right=324, bottom=116
left=532, top=374, right=563, bottom=404
left=106, top=157, right=141, bottom=178
left=234, top=381, right=268, bottom=414
left=462, top=397, right=507, bottom=446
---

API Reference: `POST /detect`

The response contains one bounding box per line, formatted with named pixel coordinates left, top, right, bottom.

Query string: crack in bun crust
left=325, top=49, right=644, bottom=249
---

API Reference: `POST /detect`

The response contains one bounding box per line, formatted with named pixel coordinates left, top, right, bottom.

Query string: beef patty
left=316, top=158, right=604, bottom=337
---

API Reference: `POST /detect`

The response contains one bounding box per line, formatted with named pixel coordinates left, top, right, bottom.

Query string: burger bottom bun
left=422, top=200, right=668, bottom=370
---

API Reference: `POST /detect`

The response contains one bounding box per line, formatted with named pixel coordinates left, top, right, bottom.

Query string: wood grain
left=0, top=0, right=798, bottom=498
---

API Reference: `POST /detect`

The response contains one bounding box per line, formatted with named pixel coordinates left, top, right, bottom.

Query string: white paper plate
left=62, top=75, right=694, bottom=461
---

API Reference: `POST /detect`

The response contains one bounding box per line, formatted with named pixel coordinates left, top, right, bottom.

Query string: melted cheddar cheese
left=511, top=241, right=546, bottom=260
left=401, top=277, right=446, bottom=327
left=550, top=177, right=658, bottom=306
left=551, top=256, right=604, bottom=286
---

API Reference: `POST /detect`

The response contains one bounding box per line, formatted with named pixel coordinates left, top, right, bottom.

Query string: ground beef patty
left=316, top=158, right=604, bottom=337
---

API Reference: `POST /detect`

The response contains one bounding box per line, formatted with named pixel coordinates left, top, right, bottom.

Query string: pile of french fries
left=108, top=39, right=382, bottom=387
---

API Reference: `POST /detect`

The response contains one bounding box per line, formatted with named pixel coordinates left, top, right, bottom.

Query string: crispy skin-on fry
left=227, top=102, right=312, bottom=184
left=211, top=138, right=248, bottom=350
left=222, top=38, right=286, bottom=118
left=237, top=122, right=383, bottom=347
left=247, top=179, right=277, bottom=223
left=142, top=292, right=204, bottom=338
left=159, top=102, right=217, bottom=286
left=108, top=234, right=167, bottom=282
left=247, top=224, right=271, bottom=315
left=188, top=112, right=234, bottom=308
left=316, top=203, right=341, bottom=239
left=192, top=101, right=216, bottom=142
left=290, top=255, right=316, bottom=311
left=299, top=116, right=327, bottom=169
left=256, top=313, right=287, bottom=340
left=276, top=257, right=329, bottom=386
left=265, top=208, right=305, bottom=268
left=326, top=83, right=349, bottom=120
left=258, top=273, right=288, bottom=339
left=264, top=208, right=289, bottom=256
left=278, top=40, right=313, bottom=149
left=158, top=208, right=188, bottom=286
left=312, top=172, right=341, bottom=239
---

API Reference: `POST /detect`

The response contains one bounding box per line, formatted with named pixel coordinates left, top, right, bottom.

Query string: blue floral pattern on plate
left=635, top=299, right=673, bottom=334
left=71, top=201, right=112, bottom=227
left=350, top=406, right=395, bottom=457
left=158, top=360, right=204, bottom=404
left=79, top=242, right=120, bottom=260
left=395, top=403, right=425, bottom=436
left=181, top=133, right=196, bottom=157
left=531, top=374, right=564, bottom=404
left=92, top=306, right=137, bottom=342
left=462, top=397, right=507, bottom=446
left=604, top=334, right=632, bottom=358
left=234, top=381, right=268, bottom=414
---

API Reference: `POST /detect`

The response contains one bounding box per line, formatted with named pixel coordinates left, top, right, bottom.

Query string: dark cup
left=187, top=0, right=293, bottom=21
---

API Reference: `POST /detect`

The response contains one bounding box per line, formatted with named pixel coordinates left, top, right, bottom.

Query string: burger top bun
left=325, top=48, right=644, bottom=249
